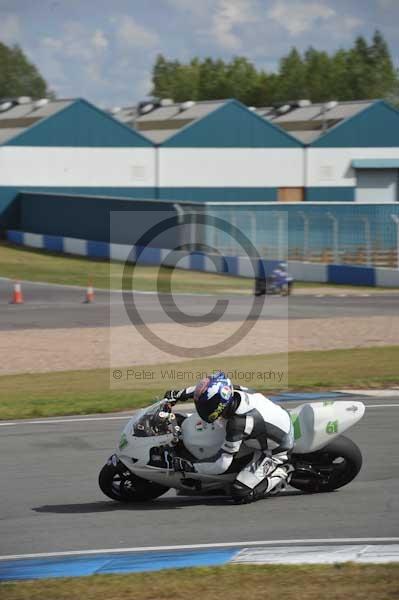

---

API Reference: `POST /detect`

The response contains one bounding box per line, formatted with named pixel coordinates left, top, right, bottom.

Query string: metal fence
left=189, top=203, right=399, bottom=268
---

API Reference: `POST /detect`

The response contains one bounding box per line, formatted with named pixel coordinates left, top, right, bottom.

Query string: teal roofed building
left=0, top=97, right=156, bottom=227
left=306, top=100, right=399, bottom=202
left=256, top=99, right=399, bottom=203
left=132, top=96, right=399, bottom=204
left=134, top=99, right=304, bottom=202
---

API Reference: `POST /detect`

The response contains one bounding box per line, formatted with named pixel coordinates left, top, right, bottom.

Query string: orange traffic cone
left=11, top=281, right=24, bottom=304
left=84, top=282, right=94, bottom=303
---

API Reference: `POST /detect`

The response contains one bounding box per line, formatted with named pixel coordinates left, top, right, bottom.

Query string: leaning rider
left=165, top=371, right=294, bottom=504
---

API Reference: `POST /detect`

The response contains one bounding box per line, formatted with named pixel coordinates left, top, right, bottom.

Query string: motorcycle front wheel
left=290, top=435, right=362, bottom=493
left=99, top=463, right=169, bottom=502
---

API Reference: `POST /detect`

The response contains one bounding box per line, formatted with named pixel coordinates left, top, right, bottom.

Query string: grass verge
left=0, top=241, right=253, bottom=294
left=1, top=564, right=398, bottom=600
left=1, top=346, right=399, bottom=420
left=2, top=242, right=395, bottom=293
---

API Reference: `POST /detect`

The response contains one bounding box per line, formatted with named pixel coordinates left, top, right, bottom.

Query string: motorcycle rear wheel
left=99, top=463, right=169, bottom=502
left=290, top=435, right=362, bottom=493
left=280, top=284, right=289, bottom=296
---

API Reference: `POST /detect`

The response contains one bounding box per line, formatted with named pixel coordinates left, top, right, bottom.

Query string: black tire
left=280, top=282, right=293, bottom=296
left=290, top=435, right=362, bottom=493
left=99, top=463, right=169, bottom=502
left=280, top=284, right=289, bottom=296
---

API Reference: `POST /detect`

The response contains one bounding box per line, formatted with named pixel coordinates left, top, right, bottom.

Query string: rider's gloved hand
left=172, top=456, right=196, bottom=473
left=164, top=390, right=182, bottom=404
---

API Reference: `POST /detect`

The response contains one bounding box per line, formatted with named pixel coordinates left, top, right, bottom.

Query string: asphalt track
left=0, top=397, right=398, bottom=556
left=0, top=279, right=398, bottom=329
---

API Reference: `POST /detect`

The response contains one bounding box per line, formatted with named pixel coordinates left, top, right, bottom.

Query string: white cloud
left=378, top=0, right=397, bottom=7
left=0, top=14, right=22, bottom=44
left=268, top=0, right=335, bottom=35
left=165, top=0, right=205, bottom=14
left=30, top=50, right=68, bottom=92
left=42, top=37, right=63, bottom=50
left=91, top=29, right=109, bottom=51
left=36, top=21, right=109, bottom=99
left=62, top=22, right=95, bottom=60
left=136, top=74, right=153, bottom=98
left=211, top=0, right=257, bottom=50
left=85, top=62, right=105, bottom=84
left=34, top=16, right=158, bottom=105
left=116, top=16, right=159, bottom=48
left=41, top=22, right=109, bottom=61
left=341, top=16, right=363, bottom=31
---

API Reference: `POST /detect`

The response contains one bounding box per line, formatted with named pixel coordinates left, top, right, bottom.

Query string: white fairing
left=117, top=407, right=174, bottom=469
left=181, top=415, right=226, bottom=459
left=290, top=401, right=365, bottom=453
left=112, top=399, right=365, bottom=490
left=179, top=401, right=365, bottom=458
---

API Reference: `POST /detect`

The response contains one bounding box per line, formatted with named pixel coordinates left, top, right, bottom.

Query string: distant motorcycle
left=99, top=398, right=364, bottom=503
left=255, top=264, right=294, bottom=296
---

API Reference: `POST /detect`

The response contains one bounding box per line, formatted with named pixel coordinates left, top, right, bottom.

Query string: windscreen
left=133, top=403, right=174, bottom=437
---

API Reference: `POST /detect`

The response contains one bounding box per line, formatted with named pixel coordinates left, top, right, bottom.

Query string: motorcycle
left=99, top=398, right=365, bottom=502
left=254, top=271, right=294, bottom=296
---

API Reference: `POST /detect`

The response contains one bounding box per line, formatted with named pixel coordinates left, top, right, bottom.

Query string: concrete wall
left=7, top=229, right=399, bottom=287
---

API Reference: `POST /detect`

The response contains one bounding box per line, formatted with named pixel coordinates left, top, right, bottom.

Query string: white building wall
left=158, top=148, right=304, bottom=187
left=306, top=147, right=399, bottom=188
left=0, top=147, right=156, bottom=187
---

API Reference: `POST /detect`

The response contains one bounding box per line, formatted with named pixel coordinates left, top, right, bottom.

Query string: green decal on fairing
left=291, top=414, right=302, bottom=440
left=323, top=401, right=334, bottom=406
left=326, top=420, right=339, bottom=434
left=119, top=433, right=128, bottom=450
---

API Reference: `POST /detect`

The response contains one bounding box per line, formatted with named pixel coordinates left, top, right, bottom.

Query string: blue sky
left=0, top=0, right=398, bottom=107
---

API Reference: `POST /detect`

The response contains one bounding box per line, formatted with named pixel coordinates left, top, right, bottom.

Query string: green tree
left=249, top=71, right=277, bottom=106
left=0, top=42, right=48, bottom=98
left=223, top=56, right=259, bottom=104
left=197, top=58, right=229, bottom=100
left=171, top=60, right=200, bottom=102
left=330, top=49, right=351, bottom=100
left=151, top=54, right=180, bottom=99
left=150, top=32, right=398, bottom=106
left=345, top=36, right=373, bottom=99
left=275, top=48, right=306, bottom=101
left=368, top=30, right=396, bottom=98
left=304, top=48, right=333, bottom=101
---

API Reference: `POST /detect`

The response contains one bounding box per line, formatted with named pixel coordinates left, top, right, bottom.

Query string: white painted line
left=0, top=402, right=397, bottom=427
left=232, top=544, right=399, bottom=565
left=0, top=277, right=221, bottom=299
left=338, top=389, right=399, bottom=397
left=0, top=415, right=131, bottom=427
left=1, top=538, right=399, bottom=561
left=365, top=404, right=399, bottom=408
